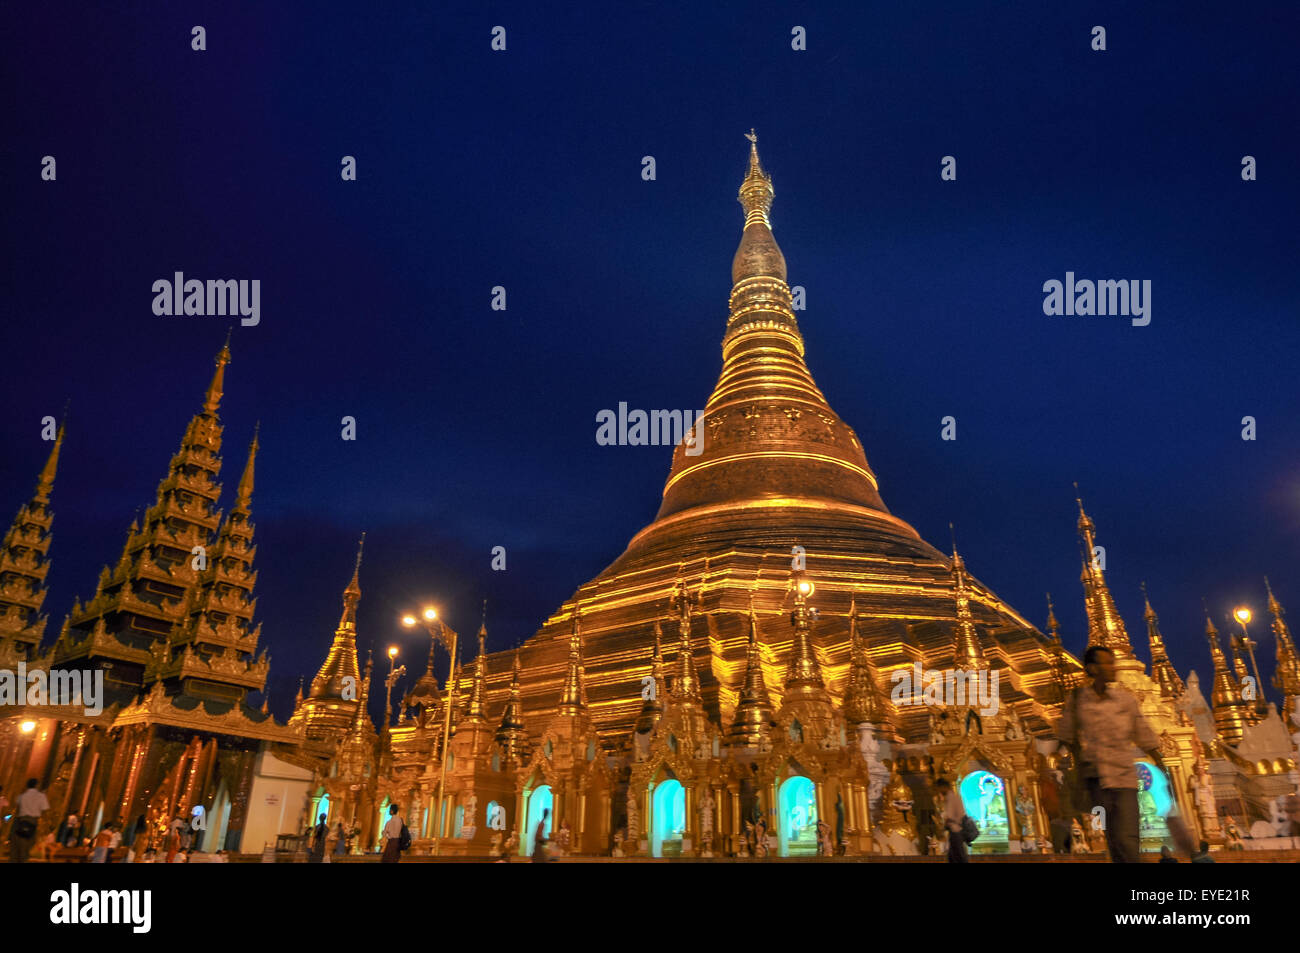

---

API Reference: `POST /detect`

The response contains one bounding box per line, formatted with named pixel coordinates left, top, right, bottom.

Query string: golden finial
left=737, top=128, right=775, bottom=230
left=35, top=417, right=66, bottom=501
left=203, top=334, right=232, bottom=414
left=235, top=427, right=259, bottom=508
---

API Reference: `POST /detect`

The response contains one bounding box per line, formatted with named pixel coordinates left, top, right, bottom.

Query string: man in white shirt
left=1058, top=645, right=1163, bottom=863
left=933, top=778, right=969, bottom=862
left=9, top=778, right=50, bottom=863
left=381, top=803, right=404, bottom=863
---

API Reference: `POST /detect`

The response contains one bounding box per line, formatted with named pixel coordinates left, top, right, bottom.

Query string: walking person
left=934, top=778, right=970, bottom=863
left=1058, top=645, right=1164, bottom=863
left=89, top=822, right=114, bottom=863
left=531, top=808, right=551, bottom=863
left=130, top=820, right=149, bottom=863
left=310, top=812, right=328, bottom=863
left=380, top=803, right=405, bottom=863
left=8, top=778, right=50, bottom=863
left=108, top=821, right=122, bottom=862
left=165, top=813, right=185, bottom=864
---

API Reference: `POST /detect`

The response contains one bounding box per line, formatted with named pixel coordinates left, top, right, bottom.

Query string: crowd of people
left=1, top=780, right=222, bottom=863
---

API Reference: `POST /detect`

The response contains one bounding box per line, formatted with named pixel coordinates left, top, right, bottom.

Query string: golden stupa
left=496, top=133, right=1067, bottom=748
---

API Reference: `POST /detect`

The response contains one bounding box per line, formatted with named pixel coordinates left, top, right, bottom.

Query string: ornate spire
left=495, top=647, right=529, bottom=762
left=1266, top=578, right=1300, bottom=721
left=842, top=596, right=893, bottom=728
left=465, top=607, right=488, bottom=723
left=635, top=620, right=667, bottom=733
left=0, top=424, right=65, bottom=660
left=642, top=134, right=897, bottom=538
left=670, top=579, right=702, bottom=701
left=235, top=422, right=258, bottom=510
left=1204, top=609, right=1247, bottom=746
left=302, top=538, right=365, bottom=747
left=1045, top=593, right=1071, bottom=704
left=35, top=419, right=65, bottom=503
left=1075, top=487, right=1134, bottom=656
left=204, top=330, right=232, bottom=414
left=785, top=571, right=826, bottom=690
left=950, top=534, right=987, bottom=671
left=1141, top=583, right=1185, bottom=699
left=57, top=341, right=230, bottom=688
left=728, top=594, right=776, bottom=746
left=339, top=533, right=364, bottom=630
left=558, top=609, right=587, bottom=715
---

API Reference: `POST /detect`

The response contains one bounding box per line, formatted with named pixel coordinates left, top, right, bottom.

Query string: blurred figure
left=1058, top=646, right=1163, bottom=863
left=531, top=808, right=551, bottom=862
left=934, top=778, right=969, bottom=863
left=8, top=779, right=49, bottom=863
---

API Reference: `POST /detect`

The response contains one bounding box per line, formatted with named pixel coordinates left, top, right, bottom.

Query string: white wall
left=237, top=750, right=315, bottom=853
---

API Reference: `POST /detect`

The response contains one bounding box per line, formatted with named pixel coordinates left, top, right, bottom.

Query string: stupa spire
left=728, top=594, right=776, bottom=746
left=1074, top=486, right=1134, bottom=656
left=842, top=596, right=893, bottom=729
left=465, top=604, right=488, bottom=723
left=950, top=531, right=987, bottom=671
left=307, top=538, right=365, bottom=704
left=1265, top=578, right=1300, bottom=720
left=669, top=579, right=702, bottom=701
left=635, top=621, right=667, bottom=733
left=558, top=609, right=587, bottom=715
left=1204, top=608, right=1247, bottom=745
left=204, top=330, right=232, bottom=414
left=495, top=648, right=529, bottom=762
left=1141, top=583, right=1184, bottom=699
left=638, top=133, right=904, bottom=542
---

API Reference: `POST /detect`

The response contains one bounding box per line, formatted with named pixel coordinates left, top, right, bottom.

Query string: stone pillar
left=727, top=782, right=740, bottom=851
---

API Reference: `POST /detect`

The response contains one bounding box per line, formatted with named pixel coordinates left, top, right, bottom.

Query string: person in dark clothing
left=310, top=812, right=328, bottom=862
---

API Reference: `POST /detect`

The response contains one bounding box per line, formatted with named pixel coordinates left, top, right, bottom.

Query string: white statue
left=699, top=788, right=715, bottom=836
left=463, top=792, right=477, bottom=827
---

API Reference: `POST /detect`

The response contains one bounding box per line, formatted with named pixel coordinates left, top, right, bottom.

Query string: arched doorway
left=651, top=779, right=685, bottom=857
left=958, top=770, right=1009, bottom=854
left=523, top=785, right=552, bottom=856
left=778, top=776, right=818, bottom=856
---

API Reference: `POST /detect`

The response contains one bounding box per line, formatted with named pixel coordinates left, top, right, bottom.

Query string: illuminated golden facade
left=315, top=137, right=1296, bottom=859
left=0, top=341, right=297, bottom=854
left=4, top=137, right=1297, bottom=861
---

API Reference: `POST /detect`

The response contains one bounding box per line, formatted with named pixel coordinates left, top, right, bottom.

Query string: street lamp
left=384, top=646, right=405, bottom=732
left=1233, top=606, right=1266, bottom=716
left=20, top=720, right=36, bottom=733
left=402, top=606, right=458, bottom=856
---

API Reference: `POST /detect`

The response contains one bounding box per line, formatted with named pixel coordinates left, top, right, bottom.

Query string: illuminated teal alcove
left=652, top=779, right=685, bottom=857
left=523, top=785, right=552, bottom=856
left=959, top=770, right=1009, bottom=850
left=778, top=776, right=818, bottom=856
left=1136, top=761, right=1172, bottom=849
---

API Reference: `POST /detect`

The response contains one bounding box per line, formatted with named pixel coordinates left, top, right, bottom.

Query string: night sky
left=4, top=3, right=1298, bottom=723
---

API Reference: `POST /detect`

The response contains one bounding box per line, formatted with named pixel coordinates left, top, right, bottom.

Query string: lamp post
left=403, top=606, right=458, bottom=856
left=1234, top=607, right=1266, bottom=716
left=383, top=646, right=406, bottom=731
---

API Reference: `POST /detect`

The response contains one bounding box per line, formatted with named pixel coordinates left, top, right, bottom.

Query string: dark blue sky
left=4, top=2, right=1298, bottom=721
